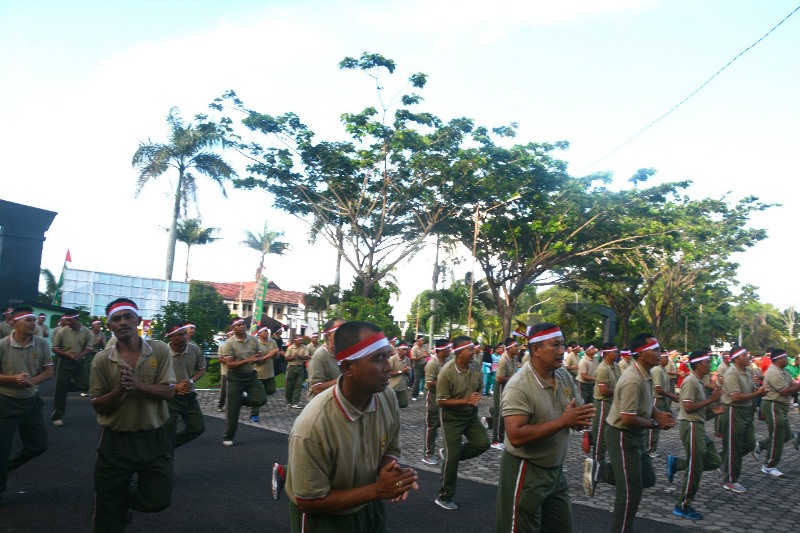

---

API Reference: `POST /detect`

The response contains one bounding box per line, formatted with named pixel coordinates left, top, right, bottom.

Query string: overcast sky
left=2, top=0, right=798, bottom=319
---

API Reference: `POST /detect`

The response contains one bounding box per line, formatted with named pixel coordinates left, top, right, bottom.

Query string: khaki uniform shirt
left=502, top=364, right=581, bottom=467
left=0, top=322, right=12, bottom=338
left=307, top=345, right=340, bottom=400
left=286, top=379, right=401, bottom=514
left=0, top=335, right=53, bottom=398
left=52, top=326, right=91, bottom=356
left=607, top=361, right=654, bottom=432
left=651, top=365, right=670, bottom=399
left=411, top=345, right=428, bottom=367
left=716, top=361, right=729, bottom=387
left=169, top=342, right=205, bottom=384
left=305, top=342, right=320, bottom=358
left=89, top=331, right=107, bottom=353
left=285, top=344, right=306, bottom=367
left=564, top=351, right=579, bottom=376
left=594, top=360, right=621, bottom=402
left=618, top=358, right=631, bottom=372
left=256, top=338, right=278, bottom=379
left=722, top=365, right=755, bottom=407
left=90, top=339, right=176, bottom=431
left=577, top=355, right=598, bottom=384
left=388, top=355, right=410, bottom=391
left=436, top=359, right=482, bottom=414
left=424, top=356, right=446, bottom=391
left=496, top=354, right=517, bottom=382
left=678, top=373, right=707, bottom=422
left=763, top=364, right=792, bottom=404
left=218, top=335, right=261, bottom=378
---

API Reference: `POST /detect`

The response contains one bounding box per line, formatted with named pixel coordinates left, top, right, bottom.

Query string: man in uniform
left=422, top=339, right=451, bottom=465
left=307, top=318, right=345, bottom=400
left=435, top=336, right=490, bottom=510
left=590, top=342, right=621, bottom=461
left=0, top=307, right=53, bottom=499
left=713, top=351, right=731, bottom=437
left=50, top=311, right=91, bottom=426
left=577, top=345, right=598, bottom=406
left=90, top=298, right=176, bottom=531
left=217, top=318, right=267, bottom=446
left=0, top=309, right=13, bottom=338
left=388, top=342, right=411, bottom=408
left=35, top=313, right=50, bottom=339
left=648, top=352, right=679, bottom=458
left=665, top=349, right=723, bottom=520
left=250, top=325, right=278, bottom=423
left=618, top=350, right=632, bottom=372
left=410, top=336, right=428, bottom=401
left=752, top=348, right=800, bottom=477
left=162, top=322, right=206, bottom=449
left=285, top=321, right=418, bottom=532
left=584, top=333, right=676, bottom=533
left=87, top=319, right=107, bottom=369
left=564, top=342, right=580, bottom=382
left=284, top=335, right=309, bottom=409
left=495, top=322, right=593, bottom=532
left=720, top=345, right=765, bottom=492
left=491, top=338, right=519, bottom=451
left=305, top=332, right=320, bottom=360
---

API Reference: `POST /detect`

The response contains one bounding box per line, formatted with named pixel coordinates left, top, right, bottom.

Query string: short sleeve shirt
left=678, top=373, right=707, bottom=422
left=305, top=342, right=320, bottom=358
left=651, top=365, right=670, bottom=399
left=618, top=358, right=630, bottom=372
left=716, top=362, right=728, bottom=387
left=722, top=365, right=755, bottom=406
left=90, top=339, right=176, bottom=431
left=577, top=356, right=598, bottom=384
left=256, top=338, right=278, bottom=379
left=496, top=354, right=517, bottom=381
left=436, top=359, right=482, bottom=414
left=606, top=362, right=654, bottom=432
left=594, top=360, right=621, bottom=401
left=388, top=355, right=410, bottom=391
left=169, top=342, right=205, bottom=383
left=564, top=351, right=579, bottom=376
left=763, top=364, right=792, bottom=404
left=424, top=356, right=445, bottom=391
left=502, top=365, right=581, bottom=467
left=307, top=345, right=341, bottom=400
left=218, top=335, right=261, bottom=377
left=286, top=380, right=401, bottom=514
left=285, top=344, right=306, bottom=366
left=52, top=326, right=91, bottom=355
left=0, top=335, right=53, bottom=398
left=411, top=345, right=428, bottom=366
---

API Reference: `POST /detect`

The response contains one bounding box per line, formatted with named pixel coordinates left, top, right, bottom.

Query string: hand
left=15, top=372, right=33, bottom=388
left=654, top=411, right=675, bottom=430
left=709, top=388, right=723, bottom=402
left=755, top=386, right=767, bottom=397
left=468, top=392, right=482, bottom=406
left=560, top=398, right=594, bottom=428
left=710, top=404, right=725, bottom=415
left=120, top=367, right=141, bottom=392
left=376, top=460, right=418, bottom=502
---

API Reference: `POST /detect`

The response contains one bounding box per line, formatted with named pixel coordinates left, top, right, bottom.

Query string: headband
left=91, top=320, right=102, bottom=326
left=601, top=347, right=618, bottom=353
left=453, top=342, right=473, bottom=353
left=585, top=345, right=595, bottom=351
left=505, top=342, right=518, bottom=349
left=335, top=332, right=390, bottom=363
left=729, top=348, right=747, bottom=360
left=12, top=312, right=35, bottom=321
left=106, top=302, right=138, bottom=320
left=633, top=340, right=659, bottom=353
left=231, top=318, right=245, bottom=327
left=771, top=352, right=788, bottom=361
left=63, top=313, right=80, bottom=320
left=397, top=343, right=409, bottom=349
left=435, top=343, right=453, bottom=352
left=166, top=325, right=187, bottom=337
left=323, top=325, right=340, bottom=336
left=528, top=327, right=563, bottom=344
left=257, top=326, right=270, bottom=334
left=311, top=332, right=319, bottom=338
left=689, top=354, right=710, bottom=363
left=184, top=323, right=195, bottom=328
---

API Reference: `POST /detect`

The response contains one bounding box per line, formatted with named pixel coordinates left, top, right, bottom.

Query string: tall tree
left=174, top=218, right=220, bottom=282
left=38, top=268, right=58, bottom=305
left=132, top=107, right=236, bottom=280
left=241, top=223, right=289, bottom=307
left=303, top=284, right=341, bottom=326
left=208, top=53, right=478, bottom=298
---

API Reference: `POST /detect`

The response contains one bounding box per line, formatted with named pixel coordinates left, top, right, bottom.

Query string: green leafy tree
left=303, top=284, right=340, bottom=326
left=132, top=107, right=236, bottom=280
left=241, top=223, right=289, bottom=307
left=38, top=268, right=58, bottom=305
left=175, top=218, right=220, bottom=282
left=338, top=279, right=400, bottom=339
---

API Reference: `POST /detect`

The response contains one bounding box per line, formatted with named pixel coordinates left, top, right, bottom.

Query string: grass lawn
left=195, top=369, right=286, bottom=389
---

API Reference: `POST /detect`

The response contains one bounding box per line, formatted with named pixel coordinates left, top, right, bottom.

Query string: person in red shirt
left=676, top=355, right=691, bottom=390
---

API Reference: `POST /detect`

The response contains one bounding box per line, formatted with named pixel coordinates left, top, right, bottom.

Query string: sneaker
left=751, top=441, right=762, bottom=461
left=52, top=419, right=64, bottom=427
left=673, top=504, right=703, bottom=520
left=583, top=458, right=598, bottom=497
left=80, top=392, right=89, bottom=397
left=291, top=404, right=303, bottom=409
left=272, top=463, right=285, bottom=500
left=761, top=465, right=784, bottom=477
left=480, top=416, right=489, bottom=429
left=717, top=466, right=724, bottom=477
left=491, top=442, right=505, bottom=451
left=411, top=397, right=418, bottom=401
left=421, top=456, right=439, bottom=465
left=434, top=498, right=458, bottom=510
left=222, top=440, right=234, bottom=447
left=666, top=454, right=678, bottom=483
left=723, top=482, right=747, bottom=493
left=217, top=407, right=225, bottom=412
left=438, top=448, right=445, bottom=461
left=249, top=415, right=259, bottom=423
left=648, top=451, right=660, bottom=459
left=582, top=431, right=591, bottom=454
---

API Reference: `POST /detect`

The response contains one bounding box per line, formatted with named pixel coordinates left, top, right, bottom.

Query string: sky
left=2, top=0, right=799, bottom=320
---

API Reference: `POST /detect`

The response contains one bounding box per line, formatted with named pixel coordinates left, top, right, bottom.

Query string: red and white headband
left=771, top=352, right=788, bottom=361
left=257, top=326, right=270, bottom=334
left=92, top=320, right=102, bottom=326
left=505, top=342, right=518, bottom=349
left=689, top=354, right=710, bottom=363
left=12, top=312, right=35, bottom=320
left=335, top=332, right=390, bottom=363
left=311, top=332, right=319, bottom=338
left=453, top=342, right=473, bottom=353
left=166, top=325, right=187, bottom=337
left=528, top=327, right=563, bottom=344
left=63, top=313, right=80, bottom=320
left=231, top=318, right=245, bottom=327
left=601, top=347, right=618, bottom=353
left=323, top=325, right=340, bottom=336
left=633, top=340, right=659, bottom=353
left=729, top=348, right=747, bottom=360
left=436, top=343, right=453, bottom=352
left=106, top=302, right=138, bottom=320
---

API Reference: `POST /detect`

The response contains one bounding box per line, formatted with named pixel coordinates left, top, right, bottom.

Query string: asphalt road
left=0, top=380, right=691, bottom=533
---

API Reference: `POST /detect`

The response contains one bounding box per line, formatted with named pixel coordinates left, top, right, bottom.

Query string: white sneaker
left=491, top=442, right=505, bottom=451
left=752, top=441, right=762, bottom=461
left=438, top=448, right=445, bottom=461
left=222, top=440, right=234, bottom=447
left=421, top=456, right=439, bottom=465
left=761, top=465, right=784, bottom=477
left=52, top=419, right=64, bottom=427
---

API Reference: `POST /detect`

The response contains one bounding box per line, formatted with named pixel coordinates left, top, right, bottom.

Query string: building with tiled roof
left=199, top=280, right=317, bottom=337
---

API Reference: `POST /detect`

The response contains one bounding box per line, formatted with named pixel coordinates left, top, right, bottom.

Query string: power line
left=581, top=4, right=800, bottom=173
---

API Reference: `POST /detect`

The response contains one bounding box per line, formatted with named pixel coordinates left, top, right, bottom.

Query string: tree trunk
left=334, top=225, right=344, bottom=290
left=185, top=244, right=191, bottom=282
left=164, top=170, right=183, bottom=280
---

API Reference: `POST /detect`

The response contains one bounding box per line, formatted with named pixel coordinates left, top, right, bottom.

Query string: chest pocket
left=139, top=356, right=159, bottom=383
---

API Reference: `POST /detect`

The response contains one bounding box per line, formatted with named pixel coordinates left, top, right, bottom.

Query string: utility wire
left=582, top=4, right=800, bottom=173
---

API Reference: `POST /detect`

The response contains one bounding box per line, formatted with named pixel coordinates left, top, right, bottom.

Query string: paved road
left=0, top=379, right=730, bottom=532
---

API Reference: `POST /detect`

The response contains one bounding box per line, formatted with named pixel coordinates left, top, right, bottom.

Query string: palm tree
left=132, top=107, right=235, bottom=280
left=38, top=268, right=58, bottom=305
left=175, top=218, right=220, bottom=282
left=241, top=224, right=290, bottom=309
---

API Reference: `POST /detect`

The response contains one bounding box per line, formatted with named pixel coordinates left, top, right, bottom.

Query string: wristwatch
left=651, top=418, right=660, bottom=430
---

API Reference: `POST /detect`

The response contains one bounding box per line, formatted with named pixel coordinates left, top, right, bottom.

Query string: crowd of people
left=1, top=302, right=798, bottom=532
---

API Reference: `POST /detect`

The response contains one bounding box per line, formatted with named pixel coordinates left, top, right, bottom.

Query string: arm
left=504, top=399, right=594, bottom=448
left=597, top=383, right=614, bottom=397
left=654, top=385, right=679, bottom=402
left=684, top=387, right=722, bottom=413
left=730, top=387, right=765, bottom=402
left=309, top=379, right=337, bottom=396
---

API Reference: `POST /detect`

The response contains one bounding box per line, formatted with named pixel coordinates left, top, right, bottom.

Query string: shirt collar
left=633, top=361, right=652, bottom=382
left=9, top=333, right=35, bottom=349
left=528, top=363, right=554, bottom=389
left=331, top=377, right=377, bottom=422
left=108, top=337, right=153, bottom=365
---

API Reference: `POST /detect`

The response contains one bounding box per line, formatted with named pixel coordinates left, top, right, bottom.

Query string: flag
left=65, top=249, right=72, bottom=262
left=52, top=250, right=71, bottom=306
